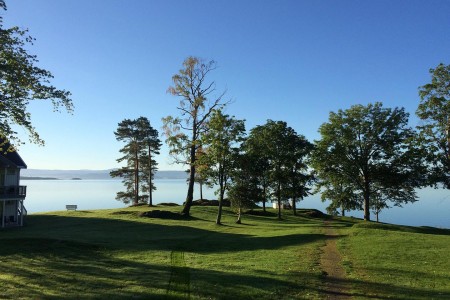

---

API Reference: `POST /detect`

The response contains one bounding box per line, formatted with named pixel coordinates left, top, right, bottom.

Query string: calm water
left=22, top=179, right=449, bottom=229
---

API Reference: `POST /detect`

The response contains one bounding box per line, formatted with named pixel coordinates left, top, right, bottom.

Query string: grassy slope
left=0, top=206, right=449, bottom=299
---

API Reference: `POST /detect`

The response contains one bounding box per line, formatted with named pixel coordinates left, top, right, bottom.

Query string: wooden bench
left=66, top=205, right=77, bottom=211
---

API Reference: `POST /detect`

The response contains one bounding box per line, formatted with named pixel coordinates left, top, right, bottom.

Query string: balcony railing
left=0, top=186, right=27, bottom=199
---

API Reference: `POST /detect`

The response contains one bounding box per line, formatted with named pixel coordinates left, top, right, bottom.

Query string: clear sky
left=3, top=0, right=450, bottom=170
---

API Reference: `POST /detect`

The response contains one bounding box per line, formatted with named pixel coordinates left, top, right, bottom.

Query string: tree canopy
left=0, top=1, right=73, bottom=151
left=198, top=109, right=245, bottom=224
left=162, top=56, right=226, bottom=216
left=110, top=117, right=161, bottom=206
left=312, top=102, right=422, bottom=221
left=416, top=63, right=450, bottom=188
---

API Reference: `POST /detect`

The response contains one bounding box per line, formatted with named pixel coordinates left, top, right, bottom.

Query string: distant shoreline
left=20, top=176, right=59, bottom=180
left=20, top=169, right=188, bottom=180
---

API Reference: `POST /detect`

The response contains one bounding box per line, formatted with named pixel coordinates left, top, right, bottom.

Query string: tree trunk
left=181, top=144, right=196, bottom=216
left=341, top=204, right=345, bottom=217
left=292, top=197, right=297, bottom=216
left=216, top=184, right=225, bottom=225
left=277, top=181, right=282, bottom=220
left=236, top=207, right=242, bottom=224
left=262, top=185, right=266, bottom=212
left=200, top=181, right=203, bottom=200
left=363, top=183, right=370, bottom=221
left=376, top=211, right=379, bottom=222
left=148, top=144, right=153, bottom=206
left=134, top=146, right=139, bottom=206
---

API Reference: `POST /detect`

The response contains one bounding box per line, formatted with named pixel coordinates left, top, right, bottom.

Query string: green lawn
left=0, top=205, right=449, bottom=299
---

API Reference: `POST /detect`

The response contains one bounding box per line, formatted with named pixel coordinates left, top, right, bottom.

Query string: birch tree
left=162, top=56, right=226, bottom=216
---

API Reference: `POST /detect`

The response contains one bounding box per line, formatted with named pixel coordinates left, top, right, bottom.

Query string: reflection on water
left=23, top=180, right=449, bottom=228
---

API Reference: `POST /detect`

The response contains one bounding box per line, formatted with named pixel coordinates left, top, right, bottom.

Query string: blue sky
left=3, top=0, right=450, bottom=170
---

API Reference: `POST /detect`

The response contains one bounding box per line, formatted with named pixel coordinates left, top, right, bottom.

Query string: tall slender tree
left=139, top=118, right=162, bottom=206
left=243, top=128, right=272, bottom=212
left=228, top=152, right=260, bottom=224
left=0, top=0, right=73, bottom=151
left=199, top=110, right=245, bottom=225
left=283, top=134, right=314, bottom=216
left=162, top=56, right=226, bottom=216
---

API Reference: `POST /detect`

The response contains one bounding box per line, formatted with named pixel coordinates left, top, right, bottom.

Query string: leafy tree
left=193, top=147, right=212, bottom=200
left=162, top=56, right=226, bottom=216
left=110, top=117, right=160, bottom=205
left=317, top=178, right=361, bottom=216
left=0, top=1, right=73, bottom=151
left=228, top=152, right=260, bottom=224
left=312, top=102, right=422, bottom=221
left=199, top=110, right=245, bottom=225
left=416, top=63, right=450, bottom=188
left=243, top=127, right=272, bottom=212
left=283, top=134, right=314, bottom=216
left=248, top=120, right=311, bottom=220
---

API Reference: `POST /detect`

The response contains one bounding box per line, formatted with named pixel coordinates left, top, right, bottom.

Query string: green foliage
left=416, top=63, right=450, bottom=188
left=312, top=102, right=423, bottom=221
left=198, top=109, right=246, bottom=224
left=0, top=1, right=73, bottom=151
left=228, top=151, right=261, bottom=223
left=246, top=120, right=313, bottom=219
left=162, top=56, right=227, bottom=216
left=110, top=117, right=161, bottom=205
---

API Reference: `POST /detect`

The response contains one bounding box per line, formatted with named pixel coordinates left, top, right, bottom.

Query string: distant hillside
left=21, top=169, right=187, bottom=180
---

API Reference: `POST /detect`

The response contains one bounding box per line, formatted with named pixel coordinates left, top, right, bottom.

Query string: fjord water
left=22, top=179, right=449, bottom=229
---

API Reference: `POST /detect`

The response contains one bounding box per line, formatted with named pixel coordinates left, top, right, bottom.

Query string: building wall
left=4, top=200, right=17, bottom=222
left=5, top=168, right=19, bottom=186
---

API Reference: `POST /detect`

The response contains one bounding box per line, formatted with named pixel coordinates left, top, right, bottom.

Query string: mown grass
left=0, top=206, right=327, bottom=299
left=338, top=221, right=450, bottom=299
left=0, top=205, right=449, bottom=299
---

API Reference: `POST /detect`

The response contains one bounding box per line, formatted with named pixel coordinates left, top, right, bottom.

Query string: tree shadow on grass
left=1, top=239, right=448, bottom=300
left=3, top=214, right=329, bottom=254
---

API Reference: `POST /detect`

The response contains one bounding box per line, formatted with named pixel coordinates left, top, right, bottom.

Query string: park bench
left=66, top=205, right=77, bottom=211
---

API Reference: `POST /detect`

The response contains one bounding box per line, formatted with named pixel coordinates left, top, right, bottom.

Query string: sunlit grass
left=0, top=205, right=449, bottom=299
left=339, top=221, right=450, bottom=299
left=0, top=206, right=326, bottom=299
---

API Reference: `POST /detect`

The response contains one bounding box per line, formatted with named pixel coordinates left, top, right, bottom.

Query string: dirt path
left=320, top=221, right=352, bottom=299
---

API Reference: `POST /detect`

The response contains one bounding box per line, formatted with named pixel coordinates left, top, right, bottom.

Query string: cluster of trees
left=162, top=57, right=315, bottom=224
left=163, top=57, right=450, bottom=224
left=110, top=117, right=161, bottom=206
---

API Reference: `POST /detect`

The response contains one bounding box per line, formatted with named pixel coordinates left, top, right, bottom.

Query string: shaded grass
left=0, top=206, right=326, bottom=299
left=0, top=205, right=448, bottom=299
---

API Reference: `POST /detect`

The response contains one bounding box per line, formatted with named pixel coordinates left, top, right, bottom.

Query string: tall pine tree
left=110, top=117, right=161, bottom=205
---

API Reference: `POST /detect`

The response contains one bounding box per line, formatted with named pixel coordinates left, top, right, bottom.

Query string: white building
left=0, top=143, right=27, bottom=228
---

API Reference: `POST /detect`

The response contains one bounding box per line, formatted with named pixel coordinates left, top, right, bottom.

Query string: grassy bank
left=0, top=206, right=449, bottom=299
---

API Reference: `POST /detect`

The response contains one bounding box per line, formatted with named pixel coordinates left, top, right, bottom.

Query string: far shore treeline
left=1, top=0, right=449, bottom=224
